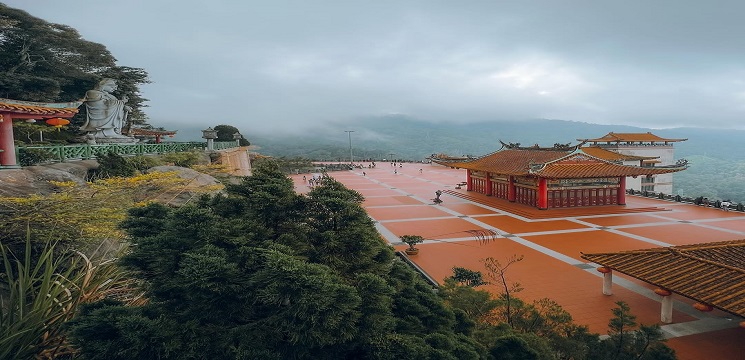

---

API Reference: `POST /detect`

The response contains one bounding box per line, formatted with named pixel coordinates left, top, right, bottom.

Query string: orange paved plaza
left=293, top=163, right=745, bottom=359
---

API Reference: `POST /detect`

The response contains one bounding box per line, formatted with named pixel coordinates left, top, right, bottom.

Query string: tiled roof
left=538, top=160, right=684, bottom=179
left=433, top=149, right=686, bottom=178
left=0, top=98, right=81, bottom=117
left=581, top=146, right=657, bottom=161
left=581, top=240, right=745, bottom=317
left=579, top=132, right=686, bottom=143
left=130, top=128, right=177, bottom=136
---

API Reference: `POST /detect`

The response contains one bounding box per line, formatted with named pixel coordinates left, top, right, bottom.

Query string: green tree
left=214, top=124, right=250, bottom=146
left=0, top=4, right=151, bottom=128
left=68, top=159, right=481, bottom=359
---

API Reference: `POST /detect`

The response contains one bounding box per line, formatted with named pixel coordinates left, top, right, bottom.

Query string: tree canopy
left=0, top=4, right=151, bottom=126
left=68, top=159, right=482, bottom=359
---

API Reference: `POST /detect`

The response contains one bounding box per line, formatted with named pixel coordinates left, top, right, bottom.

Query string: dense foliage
left=67, top=159, right=483, bottom=359
left=214, top=124, right=251, bottom=146
left=0, top=4, right=151, bottom=127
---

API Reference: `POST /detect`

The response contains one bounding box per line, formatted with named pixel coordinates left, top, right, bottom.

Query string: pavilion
left=0, top=98, right=81, bottom=168
left=577, top=132, right=687, bottom=194
left=129, top=127, right=177, bottom=143
left=431, top=142, right=687, bottom=209
left=582, top=239, right=745, bottom=325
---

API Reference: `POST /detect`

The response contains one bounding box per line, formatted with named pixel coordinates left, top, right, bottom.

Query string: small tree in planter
left=400, top=235, right=424, bottom=255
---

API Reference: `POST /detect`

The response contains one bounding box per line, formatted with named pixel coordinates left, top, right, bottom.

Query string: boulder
left=0, top=161, right=99, bottom=197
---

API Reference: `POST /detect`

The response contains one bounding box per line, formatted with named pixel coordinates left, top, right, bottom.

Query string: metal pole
left=345, top=130, right=354, bottom=164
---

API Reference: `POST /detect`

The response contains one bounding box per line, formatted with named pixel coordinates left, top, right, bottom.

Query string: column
left=603, top=272, right=613, bottom=295
left=485, top=172, right=492, bottom=196
left=466, top=170, right=473, bottom=191
left=508, top=176, right=516, bottom=202
left=0, top=113, right=18, bottom=167
left=617, top=176, right=626, bottom=205
left=661, top=295, right=673, bottom=323
left=537, top=178, right=548, bottom=209
left=598, top=267, right=613, bottom=295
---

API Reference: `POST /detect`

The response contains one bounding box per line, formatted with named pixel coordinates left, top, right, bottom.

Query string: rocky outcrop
left=0, top=163, right=223, bottom=205
left=0, top=161, right=99, bottom=197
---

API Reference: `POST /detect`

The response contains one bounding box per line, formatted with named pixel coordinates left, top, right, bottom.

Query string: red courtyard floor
left=292, top=163, right=745, bottom=359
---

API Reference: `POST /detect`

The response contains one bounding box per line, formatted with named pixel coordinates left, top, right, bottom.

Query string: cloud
left=5, top=0, right=745, bottom=132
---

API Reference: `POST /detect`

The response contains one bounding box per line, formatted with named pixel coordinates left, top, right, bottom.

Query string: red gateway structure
left=0, top=98, right=81, bottom=168
left=432, top=142, right=688, bottom=210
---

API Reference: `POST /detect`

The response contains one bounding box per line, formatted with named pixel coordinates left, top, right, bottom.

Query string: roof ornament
left=676, top=159, right=689, bottom=167
left=528, top=160, right=543, bottom=173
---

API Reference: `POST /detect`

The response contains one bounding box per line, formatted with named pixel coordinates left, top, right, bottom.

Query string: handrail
left=14, top=140, right=240, bottom=164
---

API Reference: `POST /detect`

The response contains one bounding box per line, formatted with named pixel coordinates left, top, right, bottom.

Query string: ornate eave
left=0, top=98, right=81, bottom=118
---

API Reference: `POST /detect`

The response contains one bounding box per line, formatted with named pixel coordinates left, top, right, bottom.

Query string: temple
left=432, top=141, right=688, bottom=209
left=129, top=127, right=177, bottom=143
left=0, top=98, right=81, bottom=168
left=578, top=132, right=687, bottom=194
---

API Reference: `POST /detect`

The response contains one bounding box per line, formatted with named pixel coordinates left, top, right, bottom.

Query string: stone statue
left=80, top=78, right=135, bottom=142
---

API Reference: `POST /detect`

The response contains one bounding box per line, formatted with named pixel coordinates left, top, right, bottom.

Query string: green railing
left=15, top=141, right=240, bottom=164
left=213, top=140, right=240, bottom=151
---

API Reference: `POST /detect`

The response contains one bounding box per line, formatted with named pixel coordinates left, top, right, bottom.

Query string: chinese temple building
left=129, top=127, right=177, bottom=143
left=577, top=132, right=687, bottom=194
left=0, top=98, right=81, bottom=168
left=432, top=142, right=687, bottom=210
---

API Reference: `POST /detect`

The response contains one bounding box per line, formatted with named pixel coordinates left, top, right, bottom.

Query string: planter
left=405, top=248, right=419, bottom=255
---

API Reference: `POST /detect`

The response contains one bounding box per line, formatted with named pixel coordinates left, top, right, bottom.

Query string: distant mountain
left=246, top=116, right=745, bottom=202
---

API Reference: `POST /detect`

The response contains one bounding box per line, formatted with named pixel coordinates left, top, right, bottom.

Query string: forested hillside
left=247, top=116, right=745, bottom=202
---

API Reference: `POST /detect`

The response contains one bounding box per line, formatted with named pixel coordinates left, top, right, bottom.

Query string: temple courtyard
left=293, top=162, right=745, bottom=360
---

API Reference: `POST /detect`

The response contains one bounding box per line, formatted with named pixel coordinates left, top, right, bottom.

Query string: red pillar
left=537, top=178, right=548, bottom=210
left=617, top=176, right=626, bottom=205
left=485, top=172, right=493, bottom=196
left=0, top=113, right=18, bottom=167
left=466, top=170, right=473, bottom=191
left=508, top=176, right=516, bottom=202
left=155, top=135, right=162, bottom=143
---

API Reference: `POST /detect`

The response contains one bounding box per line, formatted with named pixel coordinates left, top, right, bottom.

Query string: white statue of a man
left=80, top=78, right=131, bottom=139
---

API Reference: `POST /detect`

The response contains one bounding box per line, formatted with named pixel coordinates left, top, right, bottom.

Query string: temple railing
left=212, top=141, right=240, bottom=151
left=14, top=141, right=240, bottom=164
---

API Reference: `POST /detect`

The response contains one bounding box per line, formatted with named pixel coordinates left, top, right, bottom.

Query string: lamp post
left=233, top=132, right=243, bottom=145
left=202, top=127, right=217, bottom=151
left=389, top=153, right=395, bottom=162
left=345, top=130, right=354, bottom=165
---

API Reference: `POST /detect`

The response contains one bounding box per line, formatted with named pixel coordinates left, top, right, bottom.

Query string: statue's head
left=96, top=78, right=117, bottom=92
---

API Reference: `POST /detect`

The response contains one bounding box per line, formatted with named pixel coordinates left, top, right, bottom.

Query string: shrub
left=91, top=152, right=136, bottom=179
left=126, top=155, right=163, bottom=172
left=18, top=148, right=56, bottom=166
left=161, top=151, right=200, bottom=167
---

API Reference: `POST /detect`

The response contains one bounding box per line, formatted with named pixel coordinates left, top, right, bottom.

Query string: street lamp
left=233, top=132, right=243, bottom=145
left=345, top=130, right=354, bottom=165
left=202, top=127, right=217, bottom=151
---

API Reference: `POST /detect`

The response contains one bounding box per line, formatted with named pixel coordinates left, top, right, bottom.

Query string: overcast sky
left=6, top=1, right=745, bottom=133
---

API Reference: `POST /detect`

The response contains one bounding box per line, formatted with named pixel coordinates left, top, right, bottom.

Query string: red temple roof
left=0, top=98, right=80, bottom=117
left=581, top=239, right=745, bottom=317
left=432, top=147, right=686, bottom=179
left=130, top=128, right=177, bottom=136
left=580, top=146, right=657, bottom=161
left=578, top=132, right=686, bottom=143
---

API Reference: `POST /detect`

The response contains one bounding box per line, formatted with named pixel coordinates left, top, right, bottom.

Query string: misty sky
left=6, top=1, right=745, bottom=133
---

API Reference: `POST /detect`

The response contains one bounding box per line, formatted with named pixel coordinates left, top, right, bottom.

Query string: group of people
left=302, top=174, right=326, bottom=187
